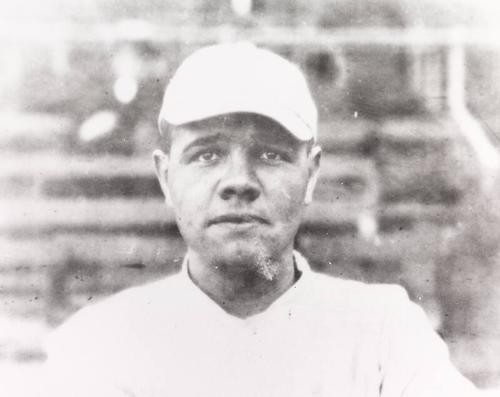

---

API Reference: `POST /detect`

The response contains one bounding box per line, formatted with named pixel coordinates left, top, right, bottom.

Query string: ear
left=152, top=149, right=173, bottom=207
left=304, top=144, right=321, bottom=205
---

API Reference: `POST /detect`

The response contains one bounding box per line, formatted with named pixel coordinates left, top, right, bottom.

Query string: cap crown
left=158, top=42, right=317, bottom=141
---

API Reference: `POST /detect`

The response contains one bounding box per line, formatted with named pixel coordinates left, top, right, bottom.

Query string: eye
left=196, top=150, right=220, bottom=163
left=260, top=151, right=284, bottom=162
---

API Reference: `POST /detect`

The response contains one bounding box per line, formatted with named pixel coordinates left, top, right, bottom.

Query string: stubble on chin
left=213, top=239, right=283, bottom=282
left=253, top=249, right=281, bottom=281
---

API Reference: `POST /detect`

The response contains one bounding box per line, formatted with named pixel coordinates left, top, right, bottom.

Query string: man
left=43, top=43, right=478, bottom=397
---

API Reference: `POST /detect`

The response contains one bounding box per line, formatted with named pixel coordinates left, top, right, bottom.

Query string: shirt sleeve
left=378, top=288, right=479, bottom=397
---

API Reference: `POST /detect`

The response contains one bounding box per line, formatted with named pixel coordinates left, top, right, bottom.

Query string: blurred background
left=1, top=0, right=500, bottom=394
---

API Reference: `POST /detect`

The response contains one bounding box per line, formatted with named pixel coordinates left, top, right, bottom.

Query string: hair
left=158, top=128, right=172, bottom=153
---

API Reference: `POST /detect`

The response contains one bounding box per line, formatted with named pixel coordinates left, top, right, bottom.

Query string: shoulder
left=83, top=271, right=182, bottom=317
left=46, top=272, right=185, bottom=351
left=42, top=274, right=188, bottom=394
left=295, top=269, right=415, bottom=332
left=307, top=270, right=409, bottom=310
left=295, top=251, right=410, bottom=314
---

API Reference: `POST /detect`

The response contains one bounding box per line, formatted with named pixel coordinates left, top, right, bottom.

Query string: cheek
left=270, top=171, right=309, bottom=222
left=167, top=170, right=215, bottom=222
left=167, top=177, right=196, bottom=218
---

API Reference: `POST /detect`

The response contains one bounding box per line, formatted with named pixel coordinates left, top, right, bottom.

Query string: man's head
left=154, top=43, right=321, bottom=278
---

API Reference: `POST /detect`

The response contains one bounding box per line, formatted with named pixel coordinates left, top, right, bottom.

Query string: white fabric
left=158, top=43, right=318, bottom=142
left=42, top=252, right=478, bottom=397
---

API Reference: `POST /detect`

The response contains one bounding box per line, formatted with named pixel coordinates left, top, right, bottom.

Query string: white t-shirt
left=42, top=252, right=478, bottom=397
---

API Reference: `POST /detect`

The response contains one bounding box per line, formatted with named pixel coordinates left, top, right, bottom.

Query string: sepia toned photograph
left=1, top=0, right=500, bottom=396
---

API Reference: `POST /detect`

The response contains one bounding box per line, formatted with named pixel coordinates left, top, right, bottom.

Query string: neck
left=186, top=248, right=297, bottom=318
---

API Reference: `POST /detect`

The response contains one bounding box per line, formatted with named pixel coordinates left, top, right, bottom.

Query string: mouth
left=208, top=214, right=270, bottom=226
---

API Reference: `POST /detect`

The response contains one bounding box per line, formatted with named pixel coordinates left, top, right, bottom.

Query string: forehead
left=171, top=113, right=301, bottom=147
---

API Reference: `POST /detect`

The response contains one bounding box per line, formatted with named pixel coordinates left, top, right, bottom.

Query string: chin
left=208, top=241, right=282, bottom=280
left=220, top=243, right=268, bottom=264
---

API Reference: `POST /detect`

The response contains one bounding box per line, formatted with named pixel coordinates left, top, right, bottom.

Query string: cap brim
left=160, top=100, right=314, bottom=142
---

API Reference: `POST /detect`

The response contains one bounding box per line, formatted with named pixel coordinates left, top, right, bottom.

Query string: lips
left=208, top=214, right=270, bottom=226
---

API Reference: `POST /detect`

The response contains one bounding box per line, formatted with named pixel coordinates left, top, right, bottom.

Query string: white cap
left=158, top=42, right=317, bottom=141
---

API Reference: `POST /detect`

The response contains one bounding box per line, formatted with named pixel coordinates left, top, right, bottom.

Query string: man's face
left=154, top=114, right=320, bottom=276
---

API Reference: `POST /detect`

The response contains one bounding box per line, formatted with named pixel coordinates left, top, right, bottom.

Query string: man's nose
left=218, top=153, right=261, bottom=202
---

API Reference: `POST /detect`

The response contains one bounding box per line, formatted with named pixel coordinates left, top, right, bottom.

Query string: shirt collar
left=180, top=249, right=312, bottom=280
left=179, top=250, right=313, bottom=320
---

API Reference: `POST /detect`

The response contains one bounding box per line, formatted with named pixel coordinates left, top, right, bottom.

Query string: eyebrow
left=181, top=133, right=224, bottom=154
left=251, top=130, right=302, bottom=151
left=177, top=127, right=302, bottom=157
